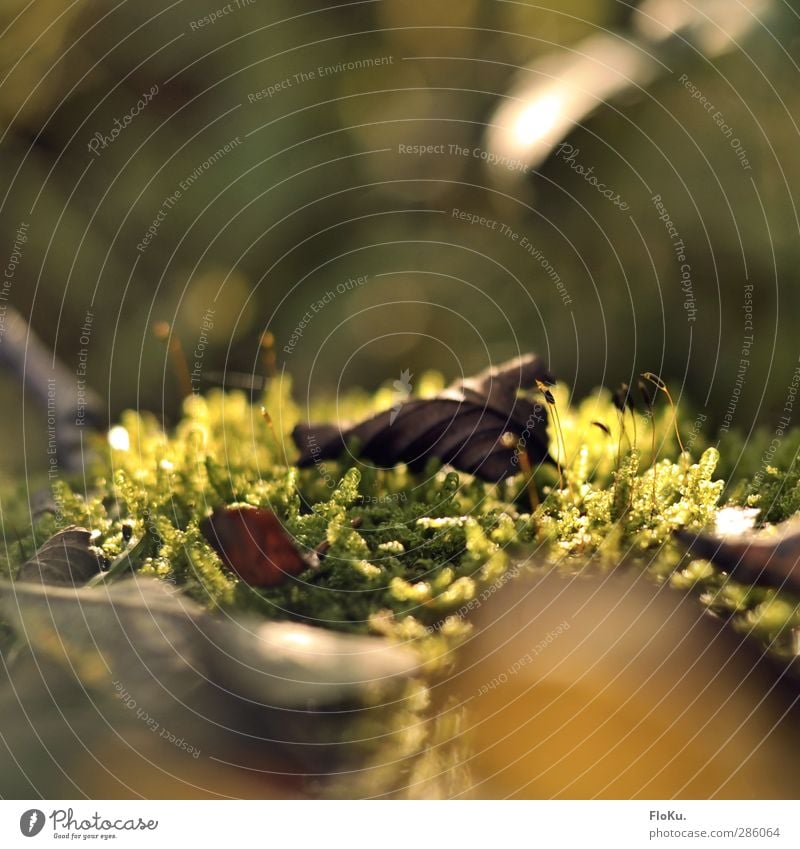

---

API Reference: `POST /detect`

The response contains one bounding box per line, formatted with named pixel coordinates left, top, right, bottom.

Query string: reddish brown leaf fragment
left=200, top=506, right=307, bottom=587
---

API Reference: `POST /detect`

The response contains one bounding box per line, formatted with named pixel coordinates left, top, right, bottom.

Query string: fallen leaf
left=674, top=517, right=800, bottom=594
left=293, top=353, right=555, bottom=481
left=200, top=506, right=308, bottom=586
left=0, top=576, right=418, bottom=708
left=0, top=577, right=419, bottom=795
left=15, top=527, right=103, bottom=585
left=447, top=565, right=800, bottom=798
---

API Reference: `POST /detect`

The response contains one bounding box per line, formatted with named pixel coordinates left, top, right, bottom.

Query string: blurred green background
left=2, top=0, right=800, bottom=476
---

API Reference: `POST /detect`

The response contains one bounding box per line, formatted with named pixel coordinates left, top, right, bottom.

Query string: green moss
left=2, top=377, right=799, bottom=665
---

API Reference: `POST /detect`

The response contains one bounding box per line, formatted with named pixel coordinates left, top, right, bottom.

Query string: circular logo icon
left=19, top=810, right=45, bottom=837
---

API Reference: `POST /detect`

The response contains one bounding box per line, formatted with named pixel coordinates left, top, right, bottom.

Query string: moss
left=2, top=376, right=799, bottom=667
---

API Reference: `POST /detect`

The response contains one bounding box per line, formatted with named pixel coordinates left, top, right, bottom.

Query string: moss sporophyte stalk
left=3, top=370, right=798, bottom=665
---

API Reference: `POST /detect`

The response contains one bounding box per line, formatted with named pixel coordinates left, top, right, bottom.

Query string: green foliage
left=2, top=376, right=799, bottom=663
left=724, top=430, right=800, bottom=524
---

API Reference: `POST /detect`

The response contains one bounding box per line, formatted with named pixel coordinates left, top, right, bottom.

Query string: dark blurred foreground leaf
left=445, top=566, right=800, bottom=798
left=0, top=577, right=418, bottom=796
left=293, top=353, right=555, bottom=482
left=1, top=577, right=418, bottom=710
